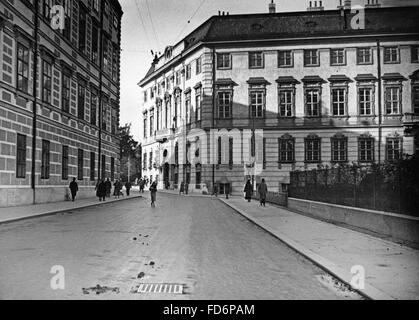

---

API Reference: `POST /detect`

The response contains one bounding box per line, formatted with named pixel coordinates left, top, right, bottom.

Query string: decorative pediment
left=382, top=73, right=407, bottom=82
left=359, top=132, right=373, bottom=139
left=328, top=74, right=352, bottom=83
left=280, top=133, right=294, bottom=140
left=194, top=82, right=202, bottom=90
left=276, top=76, right=300, bottom=85
left=354, top=74, right=378, bottom=82
left=332, top=132, right=346, bottom=139
left=306, top=133, right=320, bottom=140
left=301, top=75, right=326, bottom=84
left=215, top=78, right=238, bottom=88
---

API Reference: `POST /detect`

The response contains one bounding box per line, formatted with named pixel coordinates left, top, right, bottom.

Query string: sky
left=119, top=0, right=419, bottom=140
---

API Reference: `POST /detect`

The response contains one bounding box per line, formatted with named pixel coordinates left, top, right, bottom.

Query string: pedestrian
left=69, top=178, right=78, bottom=201
left=258, top=178, right=268, bottom=207
left=179, top=181, right=185, bottom=195
left=139, top=179, right=145, bottom=193
left=150, top=180, right=157, bottom=207
left=125, top=181, right=132, bottom=196
left=96, top=179, right=106, bottom=201
left=114, top=180, right=122, bottom=199
left=225, top=183, right=230, bottom=200
left=244, top=179, right=253, bottom=202
left=105, top=178, right=112, bottom=198
left=213, top=183, right=218, bottom=197
left=185, top=182, right=189, bottom=195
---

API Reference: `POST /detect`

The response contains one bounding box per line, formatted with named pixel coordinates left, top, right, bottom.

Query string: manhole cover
left=135, top=283, right=183, bottom=294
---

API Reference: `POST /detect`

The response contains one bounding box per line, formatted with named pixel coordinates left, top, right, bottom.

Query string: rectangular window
left=42, top=0, right=52, bottom=19
left=387, top=138, right=402, bottom=162
left=278, top=138, right=295, bottom=163
left=90, top=152, right=95, bottom=181
left=102, top=103, right=108, bottom=132
left=90, top=89, right=98, bottom=126
left=413, top=86, right=419, bottom=115
left=143, top=115, right=147, bottom=138
left=262, top=138, right=266, bottom=169
left=357, top=47, right=372, bottom=64
left=186, top=64, right=191, bottom=80
left=278, top=50, right=293, bottom=67
left=229, top=138, right=234, bottom=166
left=384, top=47, right=400, bottom=64
left=78, top=149, right=84, bottom=180
left=176, top=71, right=181, bottom=86
left=331, top=138, right=348, bottom=162
left=359, top=138, right=374, bottom=162
left=218, top=92, right=232, bottom=119
left=42, top=60, right=52, bottom=104
left=92, top=0, right=99, bottom=12
left=305, top=138, right=321, bottom=163
left=359, top=88, right=373, bottom=116
left=17, top=44, right=29, bottom=93
left=103, top=37, right=110, bottom=74
left=149, top=152, right=153, bottom=169
left=217, top=53, right=231, bottom=69
left=101, top=154, right=106, bottom=180
left=304, top=49, right=319, bottom=66
left=91, top=21, right=99, bottom=64
left=411, top=46, right=419, bottom=63
left=78, top=84, right=86, bottom=120
left=195, top=90, right=202, bottom=122
left=149, top=110, right=154, bottom=137
left=249, top=52, right=264, bottom=68
left=62, top=0, right=71, bottom=40
left=217, top=137, right=222, bottom=165
left=62, top=145, right=69, bottom=180
left=16, top=134, right=26, bottom=179
left=305, top=89, right=320, bottom=117
left=331, top=88, right=346, bottom=116
left=250, top=91, right=265, bottom=118
left=279, top=90, right=293, bottom=117
left=385, top=87, right=401, bottom=115
left=196, top=57, right=202, bottom=74
left=111, top=157, right=115, bottom=180
left=41, top=140, right=50, bottom=179
left=330, top=49, right=346, bottom=66
left=62, top=73, right=71, bottom=113
left=78, top=7, right=87, bottom=55
left=185, top=93, right=191, bottom=124
left=112, top=45, right=118, bottom=82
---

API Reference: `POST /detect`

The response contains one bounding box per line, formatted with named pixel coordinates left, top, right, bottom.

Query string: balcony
left=403, top=113, right=419, bottom=125
left=155, top=128, right=172, bottom=142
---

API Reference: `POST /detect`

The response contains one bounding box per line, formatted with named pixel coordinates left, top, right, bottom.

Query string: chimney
left=365, top=0, right=381, bottom=8
left=307, top=0, right=324, bottom=11
left=269, top=0, right=276, bottom=14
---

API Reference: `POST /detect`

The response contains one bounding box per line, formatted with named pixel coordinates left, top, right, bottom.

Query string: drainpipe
left=98, top=0, right=104, bottom=180
left=31, top=1, right=39, bottom=203
left=377, top=39, right=382, bottom=164
left=212, top=47, right=216, bottom=193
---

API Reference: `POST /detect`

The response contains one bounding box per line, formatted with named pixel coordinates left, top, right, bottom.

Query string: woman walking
left=258, top=178, right=268, bottom=207
left=244, top=179, right=253, bottom=202
left=150, top=180, right=158, bottom=207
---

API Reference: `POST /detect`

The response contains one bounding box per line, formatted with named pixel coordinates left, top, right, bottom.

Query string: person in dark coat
left=96, top=179, right=106, bottom=201
left=139, top=179, right=145, bottom=193
left=213, top=183, right=218, bottom=197
left=258, top=178, right=268, bottom=207
left=244, top=179, right=253, bottom=202
left=113, top=180, right=122, bottom=198
left=105, top=178, right=112, bottom=198
left=150, top=180, right=157, bottom=207
left=225, top=183, right=230, bottom=199
left=179, top=181, right=185, bottom=195
left=69, top=178, right=78, bottom=202
left=125, top=181, right=132, bottom=196
left=185, top=182, right=189, bottom=195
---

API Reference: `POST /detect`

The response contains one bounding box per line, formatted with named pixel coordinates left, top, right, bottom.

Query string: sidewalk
left=220, top=196, right=419, bottom=300
left=0, top=194, right=142, bottom=225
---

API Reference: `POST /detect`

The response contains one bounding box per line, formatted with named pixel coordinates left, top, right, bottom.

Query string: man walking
left=258, top=178, right=268, bottom=207
left=105, top=178, right=112, bottom=198
left=150, top=180, right=158, bottom=207
left=244, top=179, right=253, bottom=202
left=139, top=179, right=145, bottom=193
left=125, top=181, right=132, bottom=196
left=69, top=178, right=78, bottom=202
left=96, top=179, right=106, bottom=201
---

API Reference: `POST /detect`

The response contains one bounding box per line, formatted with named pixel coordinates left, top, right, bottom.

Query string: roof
left=139, top=6, right=419, bottom=85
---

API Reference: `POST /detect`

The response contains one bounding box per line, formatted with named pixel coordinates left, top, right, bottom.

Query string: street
left=0, top=193, right=361, bottom=300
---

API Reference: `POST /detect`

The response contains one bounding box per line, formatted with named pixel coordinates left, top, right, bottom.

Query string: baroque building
left=0, top=0, right=123, bottom=206
left=138, top=4, right=419, bottom=195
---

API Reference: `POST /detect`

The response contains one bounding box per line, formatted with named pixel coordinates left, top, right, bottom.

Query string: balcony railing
left=403, top=113, right=419, bottom=124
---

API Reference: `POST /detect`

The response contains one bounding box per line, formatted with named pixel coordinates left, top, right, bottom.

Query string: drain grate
left=136, top=283, right=183, bottom=294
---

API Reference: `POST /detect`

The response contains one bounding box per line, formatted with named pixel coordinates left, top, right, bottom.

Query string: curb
left=0, top=195, right=143, bottom=225
left=219, top=198, right=394, bottom=301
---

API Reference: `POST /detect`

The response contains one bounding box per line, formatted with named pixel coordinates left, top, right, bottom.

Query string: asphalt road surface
left=0, top=193, right=362, bottom=300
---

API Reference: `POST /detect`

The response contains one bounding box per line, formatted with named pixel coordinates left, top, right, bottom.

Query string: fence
left=289, top=161, right=419, bottom=217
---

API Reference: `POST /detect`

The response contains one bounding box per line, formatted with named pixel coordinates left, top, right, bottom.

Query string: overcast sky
left=119, top=0, right=419, bottom=140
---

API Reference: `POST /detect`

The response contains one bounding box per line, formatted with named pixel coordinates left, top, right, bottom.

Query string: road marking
left=136, top=283, right=183, bottom=294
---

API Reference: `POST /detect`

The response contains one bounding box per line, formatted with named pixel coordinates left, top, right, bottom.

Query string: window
left=143, top=153, right=147, bottom=170
left=78, top=83, right=86, bottom=120
left=42, top=0, right=52, bottom=19
left=176, top=71, right=181, bottom=86
left=17, top=44, right=29, bottom=93
left=186, top=64, right=192, bottom=80
left=185, top=92, right=191, bottom=124
left=92, top=0, right=99, bottom=12
left=278, top=138, right=295, bottom=163
left=217, top=92, right=232, bottom=119
left=304, top=49, right=319, bottom=66
left=90, top=89, right=98, bottom=126
left=16, top=134, right=26, bottom=179
left=101, top=154, right=106, bottom=180
left=195, top=89, right=202, bottom=122
left=113, top=15, right=119, bottom=29
left=278, top=50, right=293, bottom=67
left=229, top=138, right=234, bottom=166
left=413, top=86, right=419, bottom=115
left=331, top=88, right=346, bottom=116
left=102, top=102, right=108, bottom=132
left=250, top=91, right=265, bottom=118
left=359, top=87, right=373, bottom=116
left=78, top=149, right=84, bottom=180
left=249, top=52, right=264, bottom=68
left=62, top=0, right=71, bottom=40
left=62, top=145, right=69, bottom=180
left=305, top=89, right=321, bottom=117
left=143, top=90, right=148, bottom=103
left=62, top=72, right=71, bottom=113
left=386, top=138, right=402, bottom=162
left=359, top=138, right=374, bottom=162
left=91, top=21, right=99, bottom=64
left=385, top=87, right=401, bottom=115
left=305, top=137, right=321, bottom=163
left=41, top=140, right=50, bottom=179
left=196, top=57, right=202, bottom=74
left=78, top=8, right=87, bottom=55
left=112, top=45, right=118, bottom=82
left=217, top=137, right=222, bottom=165
left=42, top=60, right=52, bottom=104
left=103, top=37, right=110, bottom=74
left=149, top=110, right=154, bottom=137
left=412, top=46, right=419, bottom=63
left=143, top=113, right=148, bottom=138
left=111, top=157, right=115, bottom=180
left=279, top=90, right=294, bottom=117
left=217, top=53, right=231, bottom=69
left=330, top=49, right=346, bottom=66
left=90, top=152, right=95, bottom=181
left=104, top=1, right=110, bottom=17
left=384, top=47, right=400, bottom=64
left=111, top=108, right=117, bottom=135
left=357, top=47, right=372, bottom=64
left=331, top=137, right=348, bottom=162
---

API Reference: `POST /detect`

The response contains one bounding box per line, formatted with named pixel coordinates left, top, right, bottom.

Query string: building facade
left=138, top=4, right=419, bottom=195
left=0, top=0, right=123, bottom=207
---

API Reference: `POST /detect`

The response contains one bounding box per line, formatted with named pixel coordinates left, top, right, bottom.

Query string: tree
left=119, top=124, right=141, bottom=182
